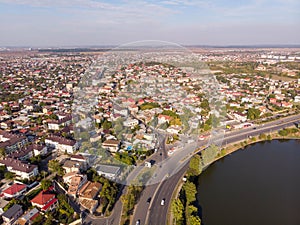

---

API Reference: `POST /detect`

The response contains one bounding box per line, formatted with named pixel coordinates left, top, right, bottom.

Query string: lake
left=197, top=140, right=300, bottom=225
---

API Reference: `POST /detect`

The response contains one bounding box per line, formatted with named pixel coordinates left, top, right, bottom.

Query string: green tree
left=187, top=205, right=198, bottom=215
left=189, top=215, right=202, bottom=225
left=259, top=133, right=267, bottom=140
left=140, top=102, right=160, bottom=110
left=171, top=199, right=184, bottom=224
left=49, top=114, right=58, bottom=120
left=162, top=110, right=180, bottom=119
left=189, top=154, right=202, bottom=176
left=48, top=160, right=64, bottom=176
left=4, top=171, right=15, bottom=180
left=201, top=145, right=219, bottom=166
left=0, top=165, right=6, bottom=179
left=41, top=179, right=52, bottom=190
left=0, top=147, right=6, bottom=158
left=102, top=119, right=112, bottom=130
left=36, top=116, right=43, bottom=125
left=269, top=94, right=276, bottom=99
left=247, top=108, right=261, bottom=120
left=278, top=129, right=288, bottom=136
left=29, top=155, right=41, bottom=165
left=121, top=185, right=143, bottom=217
left=44, top=214, right=54, bottom=225
left=200, top=99, right=210, bottom=111
left=183, top=181, right=197, bottom=204
left=170, top=117, right=182, bottom=126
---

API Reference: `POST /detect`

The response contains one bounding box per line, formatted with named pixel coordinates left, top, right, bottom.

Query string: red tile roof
left=30, top=190, right=55, bottom=206
left=2, top=183, right=26, bottom=195
left=41, top=198, right=57, bottom=211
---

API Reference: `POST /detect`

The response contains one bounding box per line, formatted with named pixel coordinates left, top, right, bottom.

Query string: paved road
left=137, top=114, right=300, bottom=225
left=131, top=183, right=159, bottom=225
left=79, top=113, right=300, bottom=225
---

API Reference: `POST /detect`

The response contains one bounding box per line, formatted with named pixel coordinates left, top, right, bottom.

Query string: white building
left=294, top=96, right=300, bottom=103
left=123, top=118, right=139, bottom=127
left=96, top=164, right=120, bottom=180
left=0, top=158, right=39, bottom=179
left=45, top=135, right=79, bottom=154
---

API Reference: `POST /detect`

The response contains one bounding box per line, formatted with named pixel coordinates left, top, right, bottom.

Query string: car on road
left=147, top=197, right=152, bottom=204
left=136, top=219, right=140, bottom=225
left=161, top=198, right=165, bottom=206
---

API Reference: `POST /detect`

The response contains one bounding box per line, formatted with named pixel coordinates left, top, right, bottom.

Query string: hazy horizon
left=0, top=0, right=299, bottom=47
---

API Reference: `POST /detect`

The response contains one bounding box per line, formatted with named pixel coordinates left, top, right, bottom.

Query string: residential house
left=70, top=154, right=89, bottom=170
left=96, top=164, right=121, bottom=180
left=157, top=114, right=171, bottom=124
left=232, top=113, right=247, bottom=122
left=0, top=158, right=39, bottom=179
left=8, top=143, right=46, bottom=161
left=45, top=135, right=78, bottom=154
left=123, top=118, right=139, bottom=128
left=63, top=171, right=79, bottom=184
left=128, top=104, right=139, bottom=113
left=0, top=199, right=9, bottom=216
left=62, top=160, right=84, bottom=173
left=30, top=189, right=58, bottom=212
left=78, top=181, right=102, bottom=200
left=0, top=130, right=27, bottom=154
left=67, top=174, right=88, bottom=197
left=47, top=115, right=72, bottom=130
left=102, top=139, right=120, bottom=153
left=281, top=102, right=293, bottom=108
left=78, top=181, right=102, bottom=214
left=2, top=204, right=23, bottom=225
left=269, top=98, right=277, bottom=104
left=113, top=105, right=128, bottom=117
left=16, top=208, right=40, bottom=225
left=8, top=147, right=33, bottom=161
left=2, top=183, right=27, bottom=199
left=294, top=96, right=300, bottom=103
left=255, top=64, right=266, bottom=71
left=31, top=144, right=47, bottom=156
left=166, top=125, right=181, bottom=134
left=90, top=133, right=102, bottom=143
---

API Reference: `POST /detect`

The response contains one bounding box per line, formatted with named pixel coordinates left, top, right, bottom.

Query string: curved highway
left=132, top=114, right=300, bottom=225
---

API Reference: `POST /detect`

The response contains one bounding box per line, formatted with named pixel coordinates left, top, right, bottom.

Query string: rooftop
left=0, top=158, right=37, bottom=173
left=2, top=183, right=26, bottom=196
left=30, top=190, right=55, bottom=206
left=2, top=204, right=22, bottom=219
left=96, top=164, right=120, bottom=175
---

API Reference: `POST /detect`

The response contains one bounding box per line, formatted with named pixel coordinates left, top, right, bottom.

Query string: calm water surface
left=197, top=140, right=300, bottom=225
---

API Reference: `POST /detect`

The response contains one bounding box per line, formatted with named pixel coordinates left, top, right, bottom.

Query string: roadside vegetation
left=121, top=184, right=143, bottom=225
left=171, top=145, right=219, bottom=225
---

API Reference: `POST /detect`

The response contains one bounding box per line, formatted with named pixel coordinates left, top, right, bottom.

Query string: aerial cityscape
left=0, top=1, right=299, bottom=225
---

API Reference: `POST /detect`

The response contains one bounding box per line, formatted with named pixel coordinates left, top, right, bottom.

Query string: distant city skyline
left=0, top=0, right=299, bottom=47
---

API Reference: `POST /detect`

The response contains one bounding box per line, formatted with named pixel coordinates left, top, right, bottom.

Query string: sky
left=0, top=0, right=299, bottom=46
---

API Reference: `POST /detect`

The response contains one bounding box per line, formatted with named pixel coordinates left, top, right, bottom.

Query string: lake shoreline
left=169, top=129, right=300, bottom=225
